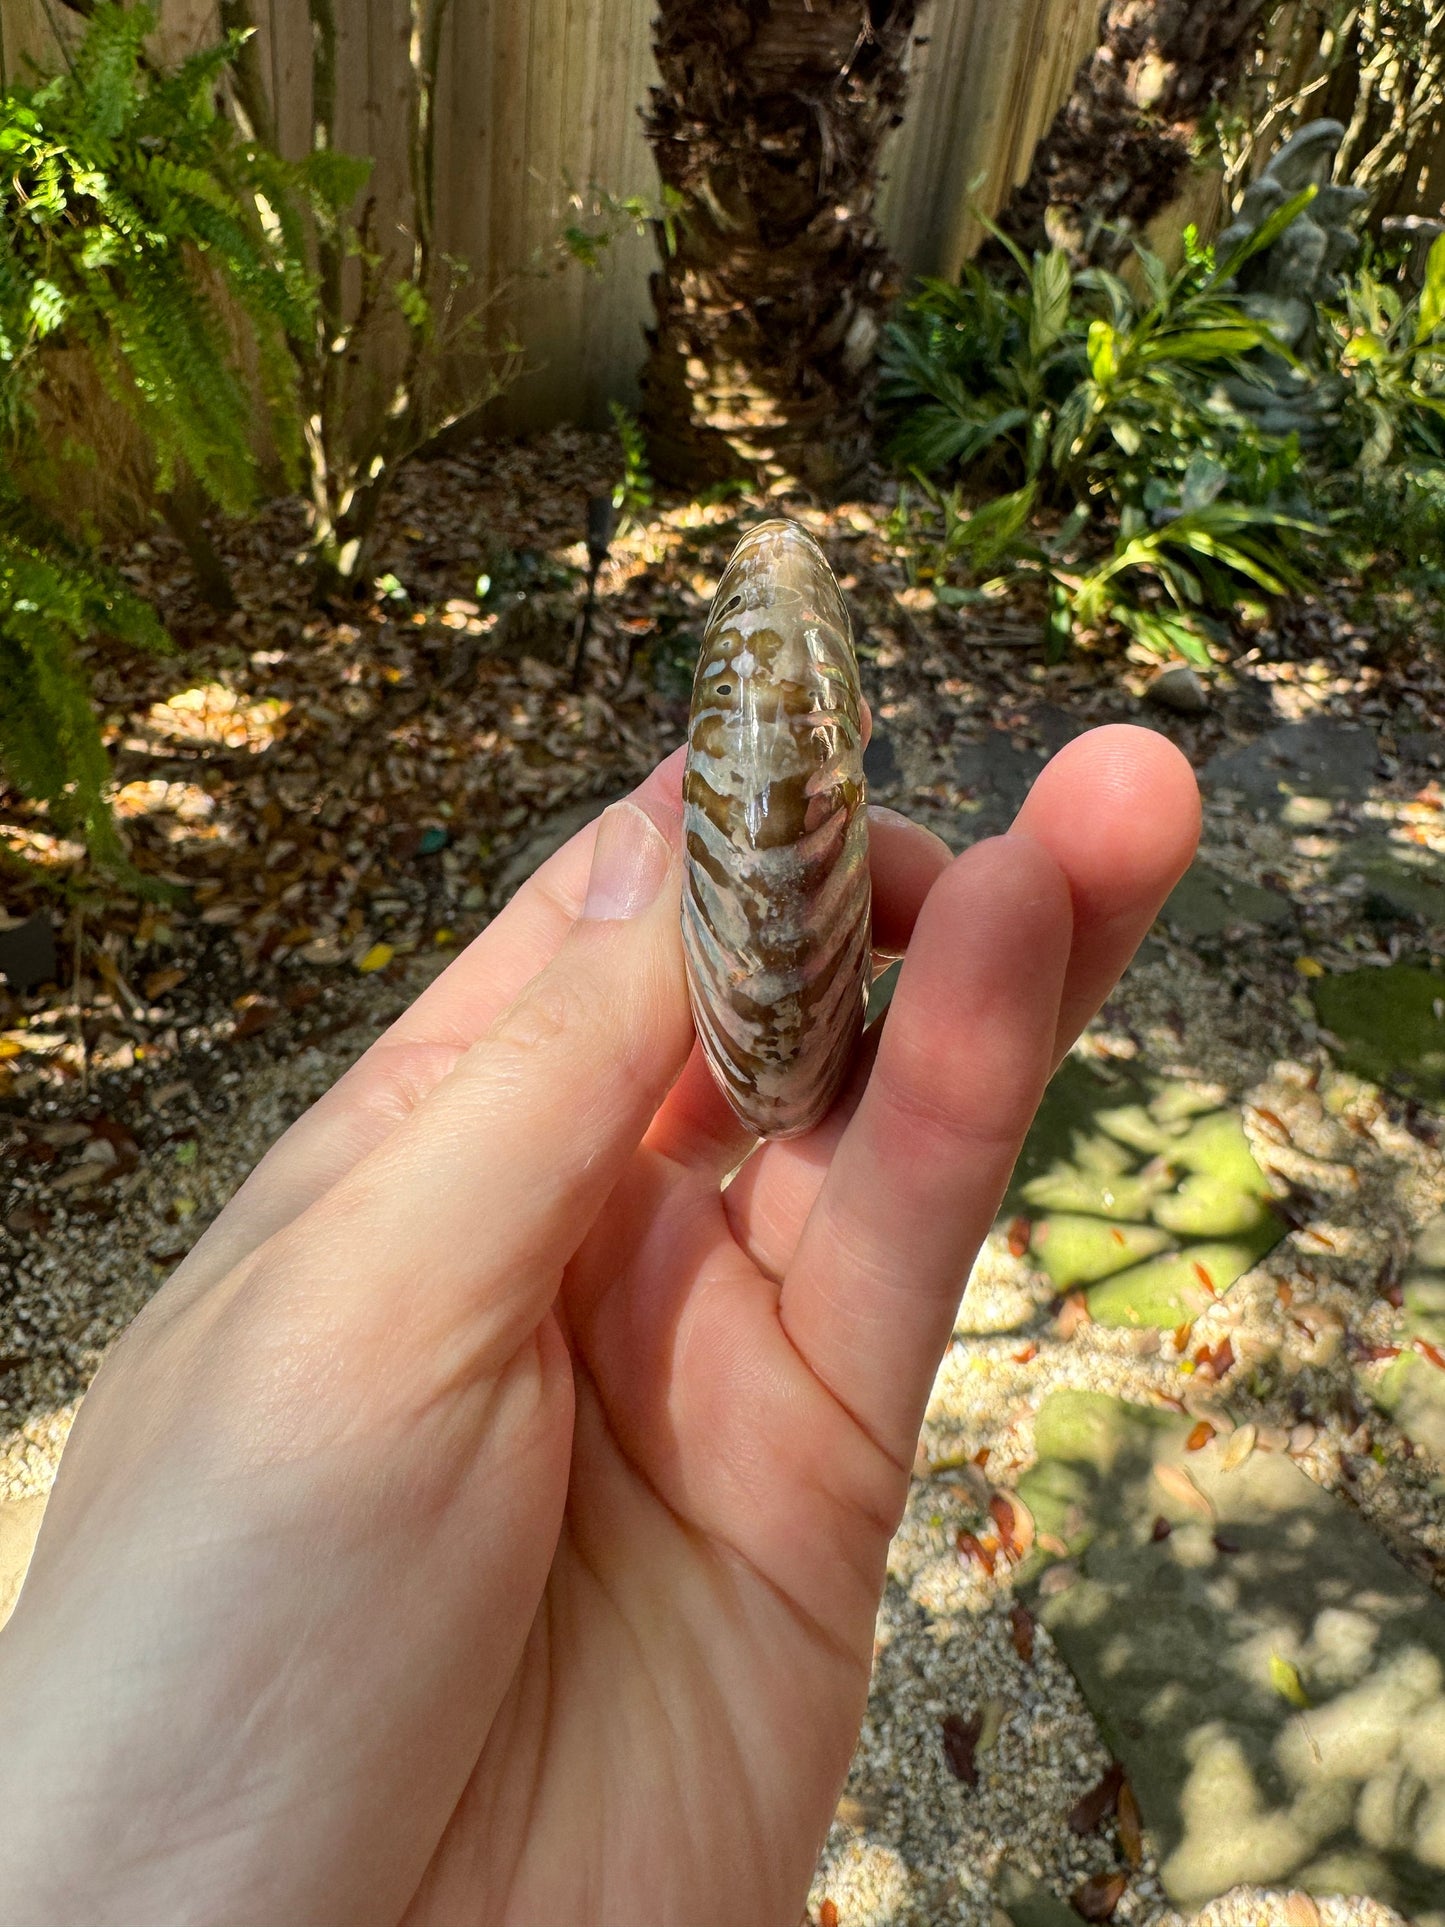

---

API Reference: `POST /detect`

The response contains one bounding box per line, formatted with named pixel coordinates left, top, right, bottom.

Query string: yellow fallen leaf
left=357, top=942, right=395, bottom=974
left=1269, top=1653, right=1310, bottom=1707
left=1294, top=956, right=1325, bottom=978
left=0, top=1038, right=22, bottom=1059
left=1153, top=1462, right=1214, bottom=1517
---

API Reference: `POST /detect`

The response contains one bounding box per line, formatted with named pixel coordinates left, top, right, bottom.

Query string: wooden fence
left=3, top=0, right=1443, bottom=435
left=0, top=0, right=1105, bottom=429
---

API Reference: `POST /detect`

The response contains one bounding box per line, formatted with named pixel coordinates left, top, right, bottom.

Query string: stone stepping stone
left=1017, top=1390, right=1445, bottom=1922
left=1201, top=721, right=1378, bottom=810
left=953, top=709, right=1083, bottom=840
left=1373, top=1211, right=1445, bottom=1461
left=1312, top=963, right=1445, bottom=1105
left=953, top=734, right=1049, bottom=840
left=1007, top=1059, right=1286, bottom=1328
left=1330, top=834, right=1445, bottom=930
left=1400, top=730, right=1445, bottom=774
left=1162, top=862, right=1294, bottom=938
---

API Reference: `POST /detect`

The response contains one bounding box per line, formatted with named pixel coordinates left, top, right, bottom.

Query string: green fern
left=0, top=483, right=168, bottom=872
left=0, top=2, right=316, bottom=877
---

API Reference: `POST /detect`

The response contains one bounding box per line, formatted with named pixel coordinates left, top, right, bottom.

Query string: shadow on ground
left=1020, top=1391, right=1445, bottom=1921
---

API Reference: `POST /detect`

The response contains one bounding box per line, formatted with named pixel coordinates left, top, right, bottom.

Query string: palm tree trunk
left=990, top=0, right=1280, bottom=264
left=641, top=0, right=917, bottom=496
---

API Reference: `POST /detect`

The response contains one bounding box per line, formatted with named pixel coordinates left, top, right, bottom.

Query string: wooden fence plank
left=16, top=0, right=1445, bottom=445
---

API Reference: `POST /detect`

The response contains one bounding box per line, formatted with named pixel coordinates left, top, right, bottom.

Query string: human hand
left=0, top=725, right=1198, bottom=1927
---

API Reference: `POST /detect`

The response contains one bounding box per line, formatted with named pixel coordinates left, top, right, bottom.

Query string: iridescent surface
left=682, top=520, right=870, bottom=1139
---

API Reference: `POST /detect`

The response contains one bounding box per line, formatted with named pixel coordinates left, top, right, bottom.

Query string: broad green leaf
left=1215, top=186, right=1318, bottom=283
left=1417, top=233, right=1445, bottom=344
left=1045, top=581, right=1073, bottom=663
left=1140, top=324, right=1271, bottom=362
left=1181, top=455, right=1229, bottom=512
left=1029, top=247, right=1073, bottom=358
left=1087, top=318, right=1117, bottom=386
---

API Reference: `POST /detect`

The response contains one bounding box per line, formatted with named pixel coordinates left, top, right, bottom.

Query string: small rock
left=1146, top=665, right=1209, bottom=715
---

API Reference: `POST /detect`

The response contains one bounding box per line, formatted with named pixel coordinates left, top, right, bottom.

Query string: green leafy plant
left=609, top=401, right=654, bottom=529
left=1328, top=233, right=1445, bottom=471
left=880, top=205, right=1326, bottom=661
left=0, top=3, right=313, bottom=877
left=1319, top=234, right=1445, bottom=629
left=560, top=181, right=686, bottom=273
left=0, top=486, right=167, bottom=873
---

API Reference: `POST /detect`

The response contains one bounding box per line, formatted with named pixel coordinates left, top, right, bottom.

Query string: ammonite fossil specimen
left=681, top=519, right=870, bottom=1139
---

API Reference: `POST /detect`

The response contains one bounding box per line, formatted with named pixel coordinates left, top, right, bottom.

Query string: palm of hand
left=410, top=1144, right=898, bottom=1927
left=0, top=729, right=1197, bottom=1927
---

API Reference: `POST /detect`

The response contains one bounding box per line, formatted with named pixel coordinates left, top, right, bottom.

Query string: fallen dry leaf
left=144, top=966, right=188, bottom=999
left=1116, top=1779, right=1143, bottom=1867
left=940, top=1709, right=983, bottom=1785
left=233, top=997, right=281, bottom=1040
left=1153, top=1463, right=1214, bottom=1517
left=1067, top=1763, right=1123, bottom=1835
left=1009, top=1601, right=1035, bottom=1664
left=1270, top=1654, right=1310, bottom=1707
left=956, top=1530, right=997, bottom=1575
left=1056, top=1290, right=1092, bottom=1337
left=989, top=1491, right=1035, bottom=1559
left=1072, top=1870, right=1128, bottom=1921
left=1193, top=1336, right=1235, bottom=1382
left=1220, top=1422, right=1258, bottom=1471
left=356, top=941, right=395, bottom=974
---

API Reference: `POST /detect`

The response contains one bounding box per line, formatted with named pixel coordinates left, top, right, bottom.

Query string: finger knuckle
left=483, top=972, right=586, bottom=1063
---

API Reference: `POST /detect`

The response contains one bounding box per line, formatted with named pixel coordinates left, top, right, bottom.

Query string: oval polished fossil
left=681, top=518, right=870, bottom=1139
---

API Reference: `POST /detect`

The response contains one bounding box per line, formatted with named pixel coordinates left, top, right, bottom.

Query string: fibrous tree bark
left=641, top=0, right=918, bottom=496
left=990, top=0, right=1282, bottom=265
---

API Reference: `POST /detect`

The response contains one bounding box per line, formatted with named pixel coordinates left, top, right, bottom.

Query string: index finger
left=174, top=749, right=686, bottom=1293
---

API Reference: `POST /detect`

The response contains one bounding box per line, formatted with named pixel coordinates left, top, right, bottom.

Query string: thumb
left=251, top=792, right=692, bottom=1374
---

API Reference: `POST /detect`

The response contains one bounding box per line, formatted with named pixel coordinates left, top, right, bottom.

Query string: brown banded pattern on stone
left=682, top=519, right=870, bottom=1139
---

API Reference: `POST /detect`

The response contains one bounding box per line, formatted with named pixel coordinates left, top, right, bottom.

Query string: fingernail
left=581, top=802, right=672, bottom=921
